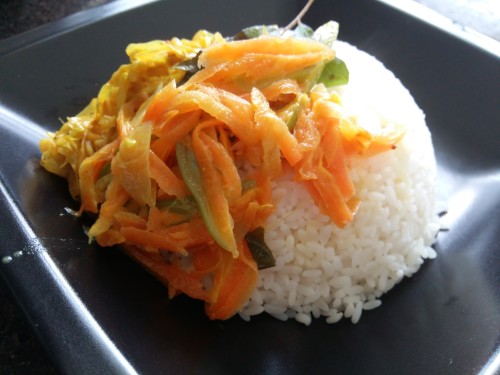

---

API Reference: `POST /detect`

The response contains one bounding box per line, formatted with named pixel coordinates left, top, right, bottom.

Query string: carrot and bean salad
left=40, top=23, right=403, bottom=319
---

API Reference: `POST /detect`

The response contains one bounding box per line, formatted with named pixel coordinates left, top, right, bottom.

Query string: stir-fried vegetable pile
left=40, top=22, right=404, bottom=319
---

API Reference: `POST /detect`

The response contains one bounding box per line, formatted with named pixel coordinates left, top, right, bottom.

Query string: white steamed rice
left=239, top=41, right=441, bottom=325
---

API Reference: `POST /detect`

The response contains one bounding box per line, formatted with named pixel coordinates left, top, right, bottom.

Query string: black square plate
left=1, top=0, right=499, bottom=374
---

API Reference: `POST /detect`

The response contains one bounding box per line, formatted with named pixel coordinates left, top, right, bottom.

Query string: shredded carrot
left=190, top=244, right=222, bottom=273
left=177, top=85, right=257, bottom=145
left=95, top=228, right=125, bottom=247
left=116, top=93, right=149, bottom=140
left=114, top=211, right=147, bottom=229
left=158, top=218, right=214, bottom=248
left=294, top=109, right=320, bottom=153
left=88, top=178, right=129, bottom=240
left=191, top=127, right=238, bottom=257
left=198, top=36, right=333, bottom=70
left=147, top=206, right=164, bottom=231
left=312, top=100, right=354, bottom=198
left=112, top=123, right=153, bottom=206
left=260, top=79, right=301, bottom=103
left=121, top=226, right=186, bottom=255
left=251, top=87, right=302, bottom=166
left=215, top=124, right=235, bottom=160
left=78, top=140, right=118, bottom=213
left=307, top=165, right=354, bottom=227
left=198, top=128, right=242, bottom=202
left=161, top=263, right=210, bottom=301
left=149, top=151, right=188, bottom=198
left=150, top=110, right=202, bottom=160
left=205, top=241, right=258, bottom=320
left=143, top=80, right=178, bottom=125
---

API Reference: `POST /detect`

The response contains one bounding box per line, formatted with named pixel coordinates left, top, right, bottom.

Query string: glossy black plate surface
left=0, top=0, right=499, bottom=374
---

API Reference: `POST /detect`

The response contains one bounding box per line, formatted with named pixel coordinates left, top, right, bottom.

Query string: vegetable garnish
left=39, top=11, right=405, bottom=319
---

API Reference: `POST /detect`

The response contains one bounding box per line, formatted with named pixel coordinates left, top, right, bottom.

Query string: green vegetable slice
left=245, top=227, right=276, bottom=270
left=293, top=22, right=314, bottom=38
left=175, top=51, right=202, bottom=84
left=311, top=20, right=339, bottom=48
left=232, top=25, right=281, bottom=40
left=157, top=196, right=198, bottom=217
left=176, top=141, right=234, bottom=252
left=318, top=57, right=349, bottom=87
left=277, top=93, right=309, bottom=130
left=292, top=62, right=325, bottom=92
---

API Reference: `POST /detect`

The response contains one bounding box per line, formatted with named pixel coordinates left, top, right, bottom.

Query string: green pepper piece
left=176, top=141, right=235, bottom=253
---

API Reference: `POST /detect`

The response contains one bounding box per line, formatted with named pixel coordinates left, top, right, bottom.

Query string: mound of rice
left=239, top=41, right=441, bottom=325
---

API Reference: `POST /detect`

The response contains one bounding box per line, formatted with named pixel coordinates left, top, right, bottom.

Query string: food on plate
left=39, top=20, right=440, bottom=324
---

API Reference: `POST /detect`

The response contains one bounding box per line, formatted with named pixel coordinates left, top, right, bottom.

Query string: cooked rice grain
left=239, top=41, right=440, bottom=325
